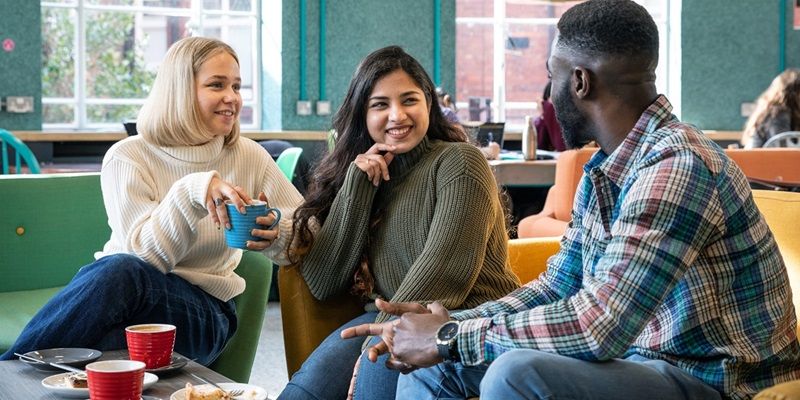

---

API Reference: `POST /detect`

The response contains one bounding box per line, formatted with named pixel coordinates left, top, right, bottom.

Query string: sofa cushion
left=0, top=286, right=63, bottom=352
left=1, top=173, right=109, bottom=292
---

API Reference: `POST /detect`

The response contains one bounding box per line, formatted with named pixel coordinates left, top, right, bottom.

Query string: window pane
left=42, top=7, right=76, bottom=98
left=505, top=23, right=554, bottom=104
left=43, top=104, right=75, bottom=125
left=84, top=11, right=153, bottom=99
left=200, top=16, right=255, bottom=100
left=457, top=0, right=493, bottom=18
left=141, top=0, right=190, bottom=8
left=505, top=107, right=539, bottom=128
left=239, top=105, right=254, bottom=125
left=507, top=1, right=582, bottom=17
left=142, top=14, right=191, bottom=69
left=203, top=0, right=222, bottom=9
left=229, top=0, right=253, bottom=12
left=86, top=0, right=135, bottom=5
left=87, top=104, right=142, bottom=124
left=456, top=22, right=493, bottom=122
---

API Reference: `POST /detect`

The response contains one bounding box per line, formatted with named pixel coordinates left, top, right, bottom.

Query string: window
left=455, top=0, right=676, bottom=129
left=41, top=0, right=260, bottom=130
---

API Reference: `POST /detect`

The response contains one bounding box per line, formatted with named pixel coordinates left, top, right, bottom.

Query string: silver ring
left=214, top=198, right=224, bottom=206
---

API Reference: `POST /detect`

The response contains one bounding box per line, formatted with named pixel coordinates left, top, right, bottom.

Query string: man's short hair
left=557, top=0, right=658, bottom=61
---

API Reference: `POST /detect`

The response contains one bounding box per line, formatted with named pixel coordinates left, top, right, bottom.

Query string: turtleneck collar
left=388, top=135, right=432, bottom=179
left=154, top=135, right=226, bottom=165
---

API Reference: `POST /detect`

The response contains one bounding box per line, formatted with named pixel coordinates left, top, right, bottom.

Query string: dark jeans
left=278, top=311, right=400, bottom=400
left=0, top=254, right=236, bottom=365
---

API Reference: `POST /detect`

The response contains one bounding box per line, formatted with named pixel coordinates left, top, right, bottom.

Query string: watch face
left=438, top=321, right=459, bottom=341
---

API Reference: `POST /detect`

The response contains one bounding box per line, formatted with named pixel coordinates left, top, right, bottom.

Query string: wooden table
left=0, top=350, right=232, bottom=399
left=489, top=159, right=557, bottom=187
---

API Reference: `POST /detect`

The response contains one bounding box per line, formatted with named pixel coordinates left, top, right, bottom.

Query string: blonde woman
left=742, top=68, right=800, bottom=148
left=0, top=37, right=302, bottom=365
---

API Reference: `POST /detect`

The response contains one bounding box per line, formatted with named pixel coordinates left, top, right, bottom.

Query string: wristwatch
left=436, top=320, right=460, bottom=362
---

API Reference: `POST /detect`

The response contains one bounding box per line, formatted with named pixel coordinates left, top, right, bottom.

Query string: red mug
left=125, top=323, right=176, bottom=369
left=86, top=359, right=145, bottom=400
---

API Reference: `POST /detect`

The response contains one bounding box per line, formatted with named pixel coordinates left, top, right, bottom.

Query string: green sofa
left=0, top=172, right=272, bottom=382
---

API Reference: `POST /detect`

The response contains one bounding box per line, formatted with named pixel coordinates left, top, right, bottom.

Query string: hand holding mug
left=205, top=175, right=253, bottom=230
left=244, top=192, right=281, bottom=251
left=223, top=192, right=282, bottom=250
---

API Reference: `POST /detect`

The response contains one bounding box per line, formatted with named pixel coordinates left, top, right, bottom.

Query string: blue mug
left=224, top=200, right=281, bottom=249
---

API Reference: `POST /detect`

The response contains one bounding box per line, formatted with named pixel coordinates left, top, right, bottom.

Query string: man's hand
left=392, top=302, right=451, bottom=368
left=340, top=299, right=430, bottom=363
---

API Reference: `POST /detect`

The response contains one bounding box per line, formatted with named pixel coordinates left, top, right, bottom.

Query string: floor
left=249, top=302, right=289, bottom=398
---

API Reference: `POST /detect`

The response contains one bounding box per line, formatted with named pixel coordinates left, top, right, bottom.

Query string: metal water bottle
left=522, top=115, right=537, bottom=160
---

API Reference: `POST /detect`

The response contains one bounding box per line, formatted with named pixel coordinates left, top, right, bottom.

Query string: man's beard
left=553, top=80, right=594, bottom=149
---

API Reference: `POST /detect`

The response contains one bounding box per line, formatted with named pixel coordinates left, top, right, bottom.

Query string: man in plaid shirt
left=342, top=1, right=800, bottom=399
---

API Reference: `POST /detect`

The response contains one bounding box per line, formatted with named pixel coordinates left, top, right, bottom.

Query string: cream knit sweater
left=96, top=135, right=303, bottom=301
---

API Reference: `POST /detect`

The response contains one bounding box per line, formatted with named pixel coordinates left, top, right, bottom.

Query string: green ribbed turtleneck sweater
left=301, top=136, right=520, bottom=320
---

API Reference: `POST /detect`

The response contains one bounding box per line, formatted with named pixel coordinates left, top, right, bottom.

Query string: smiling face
left=195, top=51, right=241, bottom=137
left=366, top=69, right=430, bottom=154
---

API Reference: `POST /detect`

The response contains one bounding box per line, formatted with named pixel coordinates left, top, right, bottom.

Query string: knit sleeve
left=101, top=156, right=215, bottom=273
left=300, top=162, right=378, bottom=300
left=256, top=153, right=304, bottom=266
left=387, top=147, right=498, bottom=313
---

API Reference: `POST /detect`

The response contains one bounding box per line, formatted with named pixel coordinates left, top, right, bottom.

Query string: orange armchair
left=517, top=148, right=597, bottom=238
left=724, top=148, right=800, bottom=187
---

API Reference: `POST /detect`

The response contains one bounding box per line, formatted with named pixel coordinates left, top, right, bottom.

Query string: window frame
left=455, top=0, right=678, bottom=129
left=40, top=0, right=261, bottom=131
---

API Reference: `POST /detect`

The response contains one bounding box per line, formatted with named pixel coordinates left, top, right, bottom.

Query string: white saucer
left=171, top=383, right=267, bottom=400
left=41, top=371, right=157, bottom=399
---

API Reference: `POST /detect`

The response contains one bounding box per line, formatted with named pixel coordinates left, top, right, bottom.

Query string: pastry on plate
left=184, top=382, right=231, bottom=400
left=65, top=372, right=88, bottom=388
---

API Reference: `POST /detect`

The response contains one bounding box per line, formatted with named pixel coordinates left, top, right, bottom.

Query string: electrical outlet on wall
left=4, top=96, right=34, bottom=113
left=316, top=100, right=331, bottom=116
left=296, top=100, right=312, bottom=116
left=740, top=102, right=756, bottom=117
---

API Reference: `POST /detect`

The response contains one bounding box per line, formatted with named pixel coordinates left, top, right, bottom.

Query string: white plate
left=170, top=383, right=267, bottom=400
left=41, top=371, right=158, bottom=398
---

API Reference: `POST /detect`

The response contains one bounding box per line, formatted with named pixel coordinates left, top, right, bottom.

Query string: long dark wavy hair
left=290, top=45, right=466, bottom=263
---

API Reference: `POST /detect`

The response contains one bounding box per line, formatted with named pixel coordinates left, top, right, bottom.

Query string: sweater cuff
left=342, top=163, right=378, bottom=204
left=187, top=170, right=221, bottom=209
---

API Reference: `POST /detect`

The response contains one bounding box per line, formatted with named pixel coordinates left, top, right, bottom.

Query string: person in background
left=742, top=68, right=800, bottom=148
left=535, top=81, right=567, bottom=152
left=342, top=1, right=800, bottom=398
left=277, top=45, right=520, bottom=400
left=0, top=37, right=303, bottom=365
left=435, top=86, right=460, bottom=124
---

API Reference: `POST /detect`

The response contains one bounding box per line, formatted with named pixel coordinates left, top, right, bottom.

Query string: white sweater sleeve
left=101, top=157, right=216, bottom=273
left=256, top=154, right=304, bottom=266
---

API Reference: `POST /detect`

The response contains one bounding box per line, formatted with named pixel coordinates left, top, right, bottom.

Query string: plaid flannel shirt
left=452, top=96, right=800, bottom=398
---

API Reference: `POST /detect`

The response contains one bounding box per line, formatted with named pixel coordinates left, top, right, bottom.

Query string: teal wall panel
left=281, top=0, right=456, bottom=130
left=0, top=1, right=41, bottom=130
left=682, top=0, right=799, bottom=130
left=784, top=1, right=800, bottom=70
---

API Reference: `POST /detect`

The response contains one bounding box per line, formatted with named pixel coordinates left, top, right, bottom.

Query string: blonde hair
left=137, top=37, right=241, bottom=147
left=742, top=68, right=800, bottom=147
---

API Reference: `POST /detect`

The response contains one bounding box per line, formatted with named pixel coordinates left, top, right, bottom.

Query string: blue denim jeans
left=397, top=349, right=722, bottom=400
left=278, top=311, right=400, bottom=400
left=0, top=254, right=236, bottom=365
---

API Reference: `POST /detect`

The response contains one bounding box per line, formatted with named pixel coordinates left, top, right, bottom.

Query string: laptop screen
left=476, top=122, right=505, bottom=148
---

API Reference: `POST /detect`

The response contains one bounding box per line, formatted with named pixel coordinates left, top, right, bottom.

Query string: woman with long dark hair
left=278, top=46, right=519, bottom=400
left=742, top=68, right=800, bottom=148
